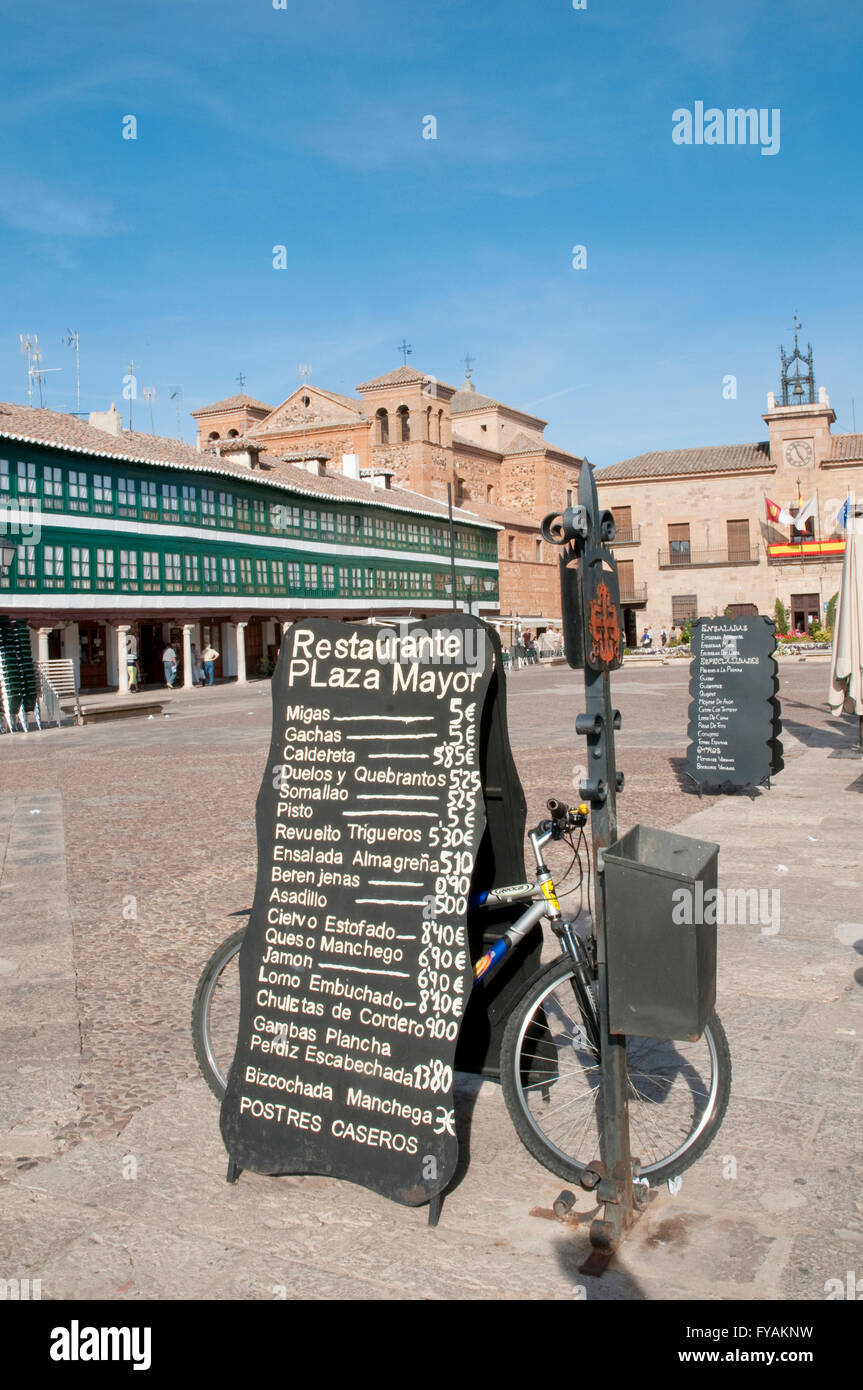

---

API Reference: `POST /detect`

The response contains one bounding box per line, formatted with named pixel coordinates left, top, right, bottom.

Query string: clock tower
left=763, top=320, right=835, bottom=500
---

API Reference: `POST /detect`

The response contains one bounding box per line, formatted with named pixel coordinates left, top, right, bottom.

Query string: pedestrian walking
left=162, top=643, right=177, bottom=688
left=190, top=643, right=205, bottom=686
left=661, top=627, right=668, bottom=647
left=202, top=642, right=219, bottom=686
left=126, top=632, right=139, bottom=692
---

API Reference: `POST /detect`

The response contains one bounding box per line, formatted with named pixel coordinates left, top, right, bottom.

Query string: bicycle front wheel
left=191, top=929, right=244, bottom=1099
left=500, top=958, right=731, bottom=1186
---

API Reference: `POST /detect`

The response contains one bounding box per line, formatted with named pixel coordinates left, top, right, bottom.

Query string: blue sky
left=1, top=0, right=861, bottom=463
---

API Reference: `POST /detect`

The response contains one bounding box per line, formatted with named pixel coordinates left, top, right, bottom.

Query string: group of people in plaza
left=640, top=626, right=672, bottom=649
left=123, top=634, right=219, bottom=692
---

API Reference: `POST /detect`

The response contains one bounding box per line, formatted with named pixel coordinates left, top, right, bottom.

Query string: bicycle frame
left=471, top=819, right=601, bottom=1052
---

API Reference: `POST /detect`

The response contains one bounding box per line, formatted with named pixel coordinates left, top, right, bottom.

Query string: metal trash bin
left=604, top=825, right=719, bottom=1040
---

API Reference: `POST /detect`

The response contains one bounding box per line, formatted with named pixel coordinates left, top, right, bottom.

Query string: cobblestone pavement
left=2, top=657, right=862, bottom=1299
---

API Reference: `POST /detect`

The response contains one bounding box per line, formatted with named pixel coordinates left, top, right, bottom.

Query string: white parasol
left=828, top=520, right=863, bottom=749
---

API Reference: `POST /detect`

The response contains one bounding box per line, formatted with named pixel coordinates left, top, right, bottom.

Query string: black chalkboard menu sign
left=685, top=616, right=783, bottom=791
left=220, top=615, right=493, bottom=1206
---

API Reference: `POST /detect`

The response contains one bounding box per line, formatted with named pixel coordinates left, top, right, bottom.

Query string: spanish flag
left=765, top=495, right=794, bottom=525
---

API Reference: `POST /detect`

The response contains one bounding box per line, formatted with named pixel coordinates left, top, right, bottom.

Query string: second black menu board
left=221, top=614, right=493, bottom=1206
left=686, top=615, right=783, bottom=791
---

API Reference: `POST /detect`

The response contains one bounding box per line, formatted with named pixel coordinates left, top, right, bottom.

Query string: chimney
left=342, top=452, right=360, bottom=479
left=88, top=403, right=123, bottom=437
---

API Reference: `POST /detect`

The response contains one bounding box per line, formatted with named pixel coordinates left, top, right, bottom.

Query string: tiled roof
left=830, top=433, right=863, bottom=461
left=0, top=401, right=498, bottom=529
left=356, top=366, right=455, bottom=392
left=595, top=441, right=772, bottom=481
left=450, top=389, right=503, bottom=413
left=454, top=496, right=544, bottom=529
left=190, top=393, right=273, bottom=417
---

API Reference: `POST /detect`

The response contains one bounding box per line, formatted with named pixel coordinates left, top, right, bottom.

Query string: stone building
left=0, top=401, right=498, bottom=692
left=192, top=365, right=585, bottom=627
left=595, top=338, right=862, bottom=645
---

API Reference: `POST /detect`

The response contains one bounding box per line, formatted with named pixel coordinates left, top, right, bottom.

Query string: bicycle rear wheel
left=500, top=957, right=731, bottom=1186
left=191, top=929, right=244, bottom=1099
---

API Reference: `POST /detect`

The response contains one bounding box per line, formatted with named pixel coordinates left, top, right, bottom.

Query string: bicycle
left=192, top=799, right=731, bottom=1187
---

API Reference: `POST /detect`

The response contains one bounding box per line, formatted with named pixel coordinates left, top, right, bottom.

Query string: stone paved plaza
left=2, top=658, right=862, bottom=1300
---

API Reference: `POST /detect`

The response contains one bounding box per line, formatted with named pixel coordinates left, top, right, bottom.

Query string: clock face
left=786, top=439, right=813, bottom=467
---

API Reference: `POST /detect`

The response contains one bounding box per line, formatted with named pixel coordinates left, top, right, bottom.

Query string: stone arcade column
left=37, top=627, right=52, bottom=664
left=115, top=624, right=130, bottom=696
left=235, top=621, right=248, bottom=684
left=182, top=624, right=194, bottom=690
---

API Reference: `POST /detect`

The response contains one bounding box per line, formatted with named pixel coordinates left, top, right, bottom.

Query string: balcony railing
left=766, top=538, right=846, bottom=563
left=612, top=526, right=641, bottom=545
left=658, top=546, right=760, bottom=568
left=619, top=582, right=648, bottom=604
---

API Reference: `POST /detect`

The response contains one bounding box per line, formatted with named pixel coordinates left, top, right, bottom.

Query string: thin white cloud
left=0, top=171, right=118, bottom=236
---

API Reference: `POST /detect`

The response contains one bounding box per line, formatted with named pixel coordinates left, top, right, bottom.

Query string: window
left=93, top=474, right=113, bottom=514
left=118, top=477, right=136, bottom=514
left=320, top=511, right=335, bottom=537
left=142, top=551, right=159, bottom=588
left=302, top=507, right=316, bottom=533
left=184, top=554, right=200, bottom=588
left=507, top=534, right=515, bottom=560
left=43, top=545, right=65, bottom=587
left=17, top=461, right=37, bottom=495
left=0, top=459, right=8, bottom=493
left=726, top=519, right=751, bottom=562
left=96, top=548, right=115, bottom=588
left=726, top=603, right=757, bottom=618
left=221, top=555, right=237, bottom=588
left=203, top=555, right=217, bottom=586
left=200, top=488, right=216, bottom=523
left=43, top=466, right=64, bottom=508
left=486, top=484, right=495, bottom=504
left=672, top=594, right=697, bottom=625
left=617, top=558, right=635, bottom=599
left=397, top=405, right=410, bottom=442
left=255, top=558, right=268, bottom=590
left=286, top=562, right=300, bottom=589
left=236, top=497, right=250, bottom=529
left=68, top=470, right=88, bottom=511
left=376, top=408, right=389, bottom=445
left=614, top=505, right=633, bottom=541
left=271, top=559, right=286, bottom=590
left=535, top=538, right=542, bottom=562
left=219, top=491, right=234, bottom=523
left=161, top=483, right=179, bottom=517
left=668, top=523, right=691, bottom=564
left=182, top=485, right=197, bottom=520
left=304, top=563, right=317, bottom=590
left=164, top=553, right=181, bottom=586
left=270, top=501, right=297, bottom=534
left=321, top=564, right=335, bottom=590
left=120, top=550, right=138, bottom=586
left=16, top=545, right=36, bottom=584
left=141, top=481, right=158, bottom=518
left=239, top=557, right=252, bottom=587
left=70, top=547, right=91, bottom=588
left=566, top=488, right=573, bottom=508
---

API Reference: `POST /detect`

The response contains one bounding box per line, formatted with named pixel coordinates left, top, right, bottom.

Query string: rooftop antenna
left=18, top=334, right=36, bottom=407
left=462, top=351, right=475, bottom=380
left=29, top=338, right=61, bottom=409
left=299, top=364, right=312, bottom=462
left=142, top=387, right=157, bottom=434
left=236, top=371, right=246, bottom=393
left=62, top=330, right=81, bottom=414
left=169, top=386, right=184, bottom=441
left=397, top=339, right=413, bottom=366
